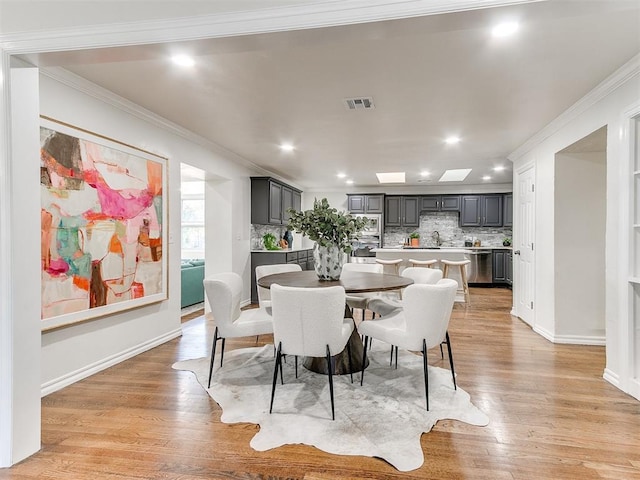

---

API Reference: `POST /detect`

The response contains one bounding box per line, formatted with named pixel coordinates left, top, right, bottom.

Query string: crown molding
left=508, top=53, right=640, bottom=161
left=1, top=0, right=540, bottom=54
left=40, top=67, right=274, bottom=176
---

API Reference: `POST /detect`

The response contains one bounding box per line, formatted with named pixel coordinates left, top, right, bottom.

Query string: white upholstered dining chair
left=255, top=263, right=302, bottom=309
left=367, top=266, right=444, bottom=317
left=340, top=262, right=384, bottom=320
left=203, top=272, right=274, bottom=388
left=357, top=278, right=458, bottom=411
left=269, top=284, right=354, bottom=420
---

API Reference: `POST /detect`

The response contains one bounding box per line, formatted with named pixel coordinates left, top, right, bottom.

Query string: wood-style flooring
left=1, top=288, right=639, bottom=479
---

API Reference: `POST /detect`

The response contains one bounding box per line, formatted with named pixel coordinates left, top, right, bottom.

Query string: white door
left=514, top=164, right=535, bottom=326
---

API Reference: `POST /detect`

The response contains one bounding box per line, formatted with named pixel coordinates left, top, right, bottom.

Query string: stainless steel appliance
left=467, top=249, right=493, bottom=283
left=354, top=214, right=382, bottom=236
left=350, top=235, right=380, bottom=264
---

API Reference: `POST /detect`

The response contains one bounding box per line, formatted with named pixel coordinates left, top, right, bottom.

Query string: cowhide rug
left=173, top=343, right=488, bottom=471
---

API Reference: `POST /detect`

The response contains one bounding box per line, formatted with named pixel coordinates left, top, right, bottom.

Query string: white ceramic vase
left=313, top=243, right=346, bottom=280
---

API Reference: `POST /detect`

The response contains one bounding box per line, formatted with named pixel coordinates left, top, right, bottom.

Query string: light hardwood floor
left=2, top=288, right=639, bottom=479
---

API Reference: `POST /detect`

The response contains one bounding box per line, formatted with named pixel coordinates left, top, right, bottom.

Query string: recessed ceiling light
left=171, top=54, right=195, bottom=67
left=445, top=136, right=461, bottom=145
left=279, top=143, right=295, bottom=152
left=492, top=22, right=519, bottom=37
left=420, top=171, right=430, bottom=177
left=376, top=172, right=406, bottom=184
left=493, top=165, right=505, bottom=172
left=483, top=175, right=491, bottom=181
left=439, top=169, right=471, bottom=182
left=337, top=173, right=346, bottom=178
left=346, top=179, right=354, bottom=185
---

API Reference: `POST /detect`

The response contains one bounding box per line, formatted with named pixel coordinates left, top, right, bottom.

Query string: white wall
left=5, top=67, right=42, bottom=465
left=36, top=72, right=259, bottom=389
left=554, top=151, right=606, bottom=341
left=511, top=57, right=640, bottom=397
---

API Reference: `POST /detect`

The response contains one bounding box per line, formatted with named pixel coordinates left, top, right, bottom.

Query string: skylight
left=439, top=169, right=471, bottom=182
left=376, top=172, right=405, bottom=184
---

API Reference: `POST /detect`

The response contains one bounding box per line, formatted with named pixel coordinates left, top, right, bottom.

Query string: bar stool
left=375, top=258, right=403, bottom=275
left=408, top=258, right=438, bottom=268
left=441, top=259, right=471, bottom=305
left=375, top=258, right=403, bottom=299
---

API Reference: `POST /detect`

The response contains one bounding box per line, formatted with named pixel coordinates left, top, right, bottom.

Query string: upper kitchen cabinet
left=251, top=177, right=302, bottom=225
left=347, top=194, right=384, bottom=214
left=420, top=195, right=461, bottom=212
left=385, top=196, right=420, bottom=227
left=460, top=194, right=504, bottom=227
left=503, top=193, right=513, bottom=228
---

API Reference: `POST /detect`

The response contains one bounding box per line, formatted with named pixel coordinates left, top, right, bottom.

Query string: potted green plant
left=262, top=233, right=280, bottom=250
left=409, top=231, right=420, bottom=247
left=287, top=198, right=368, bottom=280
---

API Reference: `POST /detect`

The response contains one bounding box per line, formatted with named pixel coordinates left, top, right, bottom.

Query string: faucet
left=432, top=231, right=441, bottom=246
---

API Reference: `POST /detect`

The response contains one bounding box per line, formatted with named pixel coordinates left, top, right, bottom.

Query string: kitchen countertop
left=373, top=246, right=512, bottom=252
left=251, top=247, right=313, bottom=253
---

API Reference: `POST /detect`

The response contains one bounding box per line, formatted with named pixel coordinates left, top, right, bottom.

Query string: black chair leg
left=220, top=337, right=226, bottom=367
left=279, top=351, right=284, bottom=385
left=360, top=335, right=369, bottom=386
left=295, top=355, right=298, bottom=379
left=422, top=338, right=429, bottom=411
left=346, top=340, right=354, bottom=384
left=446, top=331, right=457, bottom=390
left=394, top=346, right=398, bottom=369
left=389, top=344, right=394, bottom=366
left=269, top=342, right=282, bottom=414
left=207, top=327, right=220, bottom=388
left=256, top=335, right=260, bottom=343
left=326, top=345, right=335, bottom=420
left=439, top=343, right=444, bottom=359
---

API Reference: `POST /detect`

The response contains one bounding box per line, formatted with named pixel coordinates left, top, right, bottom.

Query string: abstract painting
left=40, top=117, right=167, bottom=330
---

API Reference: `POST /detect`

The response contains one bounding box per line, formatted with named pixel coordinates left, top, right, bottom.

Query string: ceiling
left=11, top=0, right=640, bottom=190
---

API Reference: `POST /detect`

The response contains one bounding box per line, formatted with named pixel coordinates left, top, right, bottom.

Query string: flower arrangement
left=286, top=198, right=368, bottom=254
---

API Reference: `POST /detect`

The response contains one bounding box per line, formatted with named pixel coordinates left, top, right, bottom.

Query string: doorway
left=554, top=127, right=607, bottom=342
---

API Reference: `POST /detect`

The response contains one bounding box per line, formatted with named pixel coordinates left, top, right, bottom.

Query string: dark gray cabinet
left=503, top=193, right=513, bottom=228
left=250, top=249, right=314, bottom=303
left=460, top=194, right=504, bottom=227
left=420, top=195, right=460, bottom=212
left=347, top=194, right=383, bottom=214
left=492, top=249, right=513, bottom=286
left=385, top=196, right=419, bottom=227
left=251, top=177, right=302, bottom=226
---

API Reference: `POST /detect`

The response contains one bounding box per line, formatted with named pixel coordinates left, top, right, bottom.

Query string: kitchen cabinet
left=492, top=249, right=513, bottom=286
left=251, top=177, right=302, bottom=226
left=420, top=195, right=461, bottom=212
left=384, top=196, right=419, bottom=227
left=503, top=193, right=513, bottom=228
left=460, top=194, right=504, bottom=227
left=250, top=249, right=314, bottom=303
left=347, top=194, right=384, bottom=214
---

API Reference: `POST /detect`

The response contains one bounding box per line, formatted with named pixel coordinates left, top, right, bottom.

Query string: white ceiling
left=8, top=0, right=640, bottom=190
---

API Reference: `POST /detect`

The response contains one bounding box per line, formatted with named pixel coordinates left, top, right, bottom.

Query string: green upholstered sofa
left=181, top=259, right=205, bottom=308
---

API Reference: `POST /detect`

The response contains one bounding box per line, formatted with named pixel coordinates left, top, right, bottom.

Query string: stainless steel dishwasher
left=467, top=249, right=493, bottom=283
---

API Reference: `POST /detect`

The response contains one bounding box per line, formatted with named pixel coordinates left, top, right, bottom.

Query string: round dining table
left=257, top=270, right=413, bottom=375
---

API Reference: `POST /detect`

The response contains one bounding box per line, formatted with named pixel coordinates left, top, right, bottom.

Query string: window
left=181, top=181, right=205, bottom=259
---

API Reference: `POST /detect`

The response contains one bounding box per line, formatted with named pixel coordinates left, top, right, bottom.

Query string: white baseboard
left=41, top=328, right=182, bottom=397
left=603, top=368, right=619, bottom=387
left=533, top=325, right=605, bottom=346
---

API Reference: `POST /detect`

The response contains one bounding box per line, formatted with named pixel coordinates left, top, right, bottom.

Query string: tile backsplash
left=251, top=224, right=290, bottom=250
left=383, top=212, right=512, bottom=247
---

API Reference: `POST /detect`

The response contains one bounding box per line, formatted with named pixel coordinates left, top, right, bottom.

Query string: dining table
left=257, top=269, right=413, bottom=375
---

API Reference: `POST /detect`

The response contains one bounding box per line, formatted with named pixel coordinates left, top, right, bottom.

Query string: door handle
left=514, top=250, right=521, bottom=255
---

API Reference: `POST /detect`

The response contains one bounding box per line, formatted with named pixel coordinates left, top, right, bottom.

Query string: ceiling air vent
left=343, top=97, right=375, bottom=110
